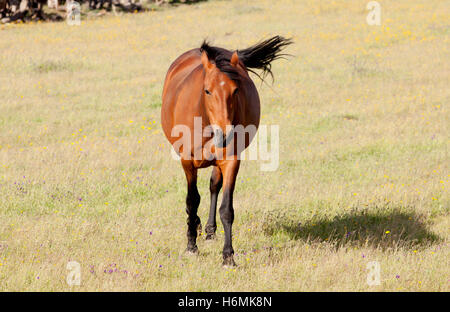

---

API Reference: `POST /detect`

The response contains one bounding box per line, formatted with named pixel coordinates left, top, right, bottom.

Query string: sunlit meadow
left=0, top=0, right=448, bottom=291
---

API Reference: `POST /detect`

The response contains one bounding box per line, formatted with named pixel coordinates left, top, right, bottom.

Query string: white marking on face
left=220, top=81, right=225, bottom=87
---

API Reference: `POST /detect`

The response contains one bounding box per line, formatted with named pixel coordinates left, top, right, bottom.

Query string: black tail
left=237, top=35, right=293, bottom=82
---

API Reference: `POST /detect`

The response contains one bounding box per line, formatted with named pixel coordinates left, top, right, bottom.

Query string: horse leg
left=205, top=166, right=222, bottom=240
left=218, top=159, right=240, bottom=267
left=181, top=159, right=201, bottom=254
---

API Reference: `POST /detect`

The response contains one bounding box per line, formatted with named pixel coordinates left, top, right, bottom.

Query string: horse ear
left=230, top=51, right=239, bottom=67
left=201, top=51, right=213, bottom=71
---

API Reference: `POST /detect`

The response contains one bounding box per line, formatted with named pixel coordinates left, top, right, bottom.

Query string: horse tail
left=237, top=35, right=293, bottom=82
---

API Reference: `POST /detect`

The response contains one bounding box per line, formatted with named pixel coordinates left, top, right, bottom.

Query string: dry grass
left=0, top=0, right=448, bottom=291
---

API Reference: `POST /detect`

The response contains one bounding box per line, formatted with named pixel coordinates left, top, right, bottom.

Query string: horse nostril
left=213, top=129, right=224, bottom=147
left=213, top=128, right=232, bottom=147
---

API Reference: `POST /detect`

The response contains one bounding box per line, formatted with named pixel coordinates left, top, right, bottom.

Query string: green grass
left=0, top=0, right=448, bottom=291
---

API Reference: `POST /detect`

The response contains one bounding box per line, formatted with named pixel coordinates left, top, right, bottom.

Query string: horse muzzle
left=214, top=128, right=234, bottom=148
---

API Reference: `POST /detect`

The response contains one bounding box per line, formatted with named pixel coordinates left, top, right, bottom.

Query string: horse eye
left=205, top=89, right=211, bottom=95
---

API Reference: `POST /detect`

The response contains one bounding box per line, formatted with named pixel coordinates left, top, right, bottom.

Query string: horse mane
left=200, top=35, right=293, bottom=83
left=200, top=41, right=241, bottom=83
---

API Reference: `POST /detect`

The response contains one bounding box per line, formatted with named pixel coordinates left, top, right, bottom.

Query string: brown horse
left=161, top=36, right=292, bottom=266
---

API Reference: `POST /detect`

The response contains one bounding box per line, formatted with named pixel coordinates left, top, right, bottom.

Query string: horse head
left=201, top=50, right=241, bottom=148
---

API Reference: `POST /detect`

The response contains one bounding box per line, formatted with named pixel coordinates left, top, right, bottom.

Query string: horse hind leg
left=205, top=166, right=222, bottom=240
left=181, top=160, right=201, bottom=254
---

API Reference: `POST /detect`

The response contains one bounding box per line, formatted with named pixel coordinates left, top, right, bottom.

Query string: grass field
left=0, top=0, right=448, bottom=291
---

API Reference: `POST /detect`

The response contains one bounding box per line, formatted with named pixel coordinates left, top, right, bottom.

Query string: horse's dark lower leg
left=186, top=184, right=200, bottom=253
left=205, top=166, right=222, bottom=240
left=182, top=160, right=201, bottom=254
left=220, top=188, right=235, bottom=266
left=218, top=160, right=240, bottom=266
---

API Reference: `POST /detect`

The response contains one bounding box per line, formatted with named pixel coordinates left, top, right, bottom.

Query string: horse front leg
left=181, top=159, right=201, bottom=254
left=205, top=166, right=222, bottom=240
left=218, top=159, right=240, bottom=267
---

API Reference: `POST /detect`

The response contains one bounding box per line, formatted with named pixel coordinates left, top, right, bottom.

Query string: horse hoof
left=222, top=256, right=236, bottom=268
left=185, top=246, right=198, bottom=255
left=204, top=224, right=216, bottom=241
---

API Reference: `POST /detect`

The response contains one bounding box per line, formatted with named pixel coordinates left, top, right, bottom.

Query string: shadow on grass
left=168, top=0, right=208, bottom=6
left=262, top=207, right=441, bottom=250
